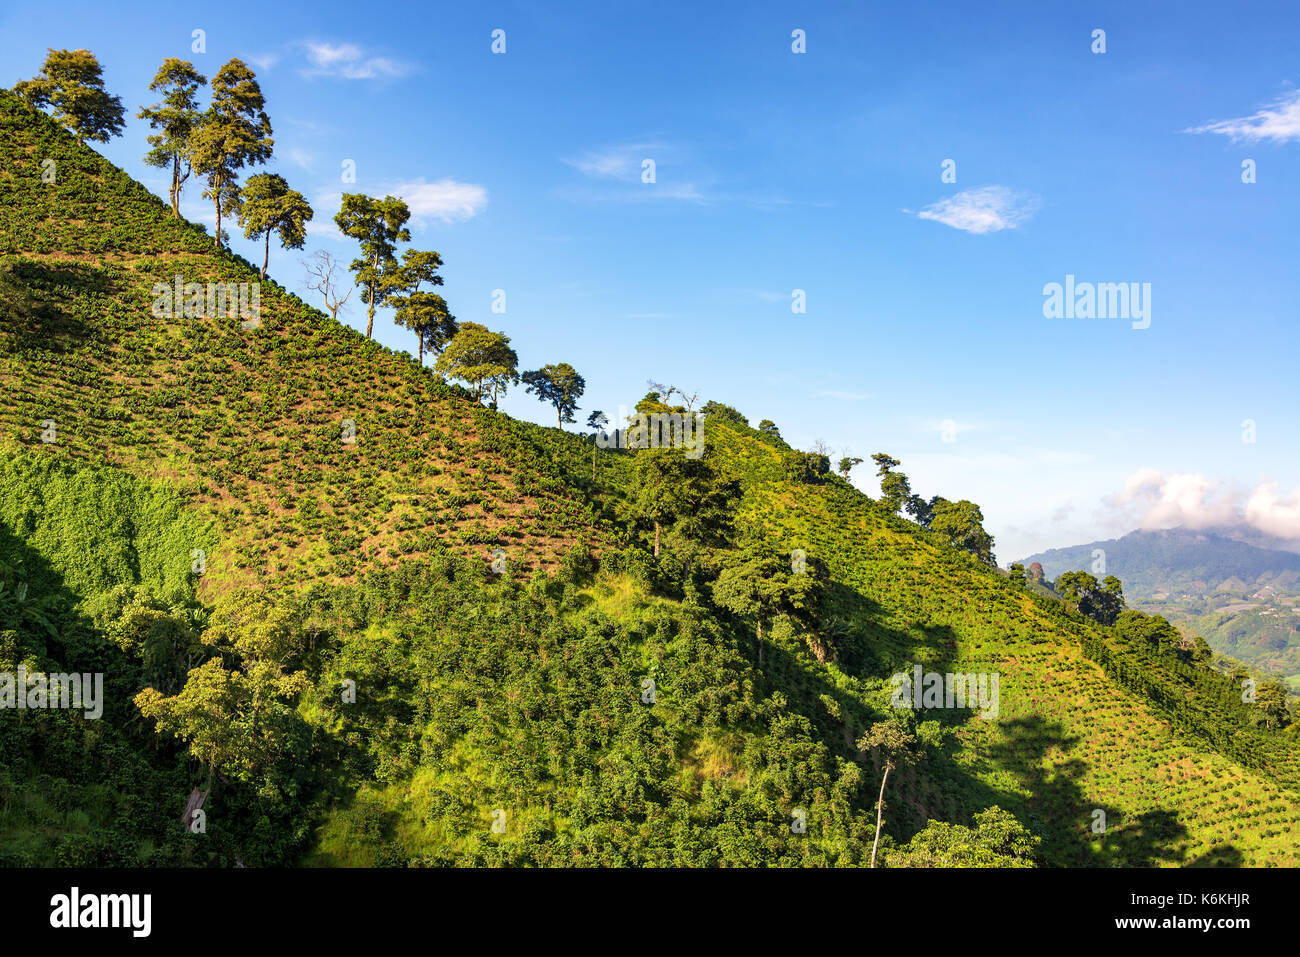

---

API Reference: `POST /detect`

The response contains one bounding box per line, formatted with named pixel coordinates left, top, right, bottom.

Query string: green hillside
left=1022, top=529, right=1300, bottom=685
left=0, top=88, right=612, bottom=590
left=3, top=90, right=1299, bottom=868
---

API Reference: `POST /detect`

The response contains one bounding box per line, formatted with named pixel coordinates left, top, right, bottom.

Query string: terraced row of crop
left=0, top=91, right=613, bottom=590
left=701, top=420, right=1300, bottom=866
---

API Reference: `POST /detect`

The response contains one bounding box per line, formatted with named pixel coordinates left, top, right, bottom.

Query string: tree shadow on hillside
left=1185, top=844, right=1245, bottom=867
left=822, top=580, right=959, bottom=679
left=761, top=610, right=1009, bottom=830
left=762, top=605, right=1237, bottom=868
left=985, top=715, right=1237, bottom=867
left=1, top=259, right=111, bottom=353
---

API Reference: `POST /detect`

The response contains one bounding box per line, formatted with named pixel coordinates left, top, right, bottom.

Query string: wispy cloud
left=305, top=190, right=346, bottom=241
left=392, top=178, right=489, bottom=225
left=923, top=417, right=988, bottom=435
left=1185, top=90, right=1300, bottom=144
left=310, top=180, right=488, bottom=232
left=562, top=142, right=708, bottom=203
left=284, top=147, right=314, bottom=171
left=565, top=143, right=667, bottom=181
left=910, top=186, right=1039, bottom=234
left=298, top=41, right=413, bottom=81
left=245, top=52, right=280, bottom=73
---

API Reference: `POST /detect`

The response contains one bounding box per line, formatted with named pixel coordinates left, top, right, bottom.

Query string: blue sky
left=4, top=0, right=1299, bottom=560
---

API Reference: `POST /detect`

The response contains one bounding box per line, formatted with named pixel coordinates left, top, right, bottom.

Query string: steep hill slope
left=2, top=91, right=1299, bottom=867
left=688, top=421, right=1300, bottom=865
left=0, top=90, right=611, bottom=590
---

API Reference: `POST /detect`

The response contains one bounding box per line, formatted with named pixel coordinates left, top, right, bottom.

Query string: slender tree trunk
left=365, top=275, right=375, bottom=338
left=557, top=409, right=562, bottom=428
left=870, top=764, right=890, bottom=868
left=757, top=619, right=764, bottom=666
left=262, top=229, right=270, bottom=279
left=418, top=336, right=424, bottom=366
left=365, top=252, right=378, bottom=338
left=214, top=193, right=221, bottom=248
left=170, top=155, right=181, bottom=216
left=653, top=521, right=661, bottom=557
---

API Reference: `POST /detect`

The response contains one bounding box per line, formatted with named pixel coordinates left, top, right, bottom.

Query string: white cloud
left=1245, top=483, right=1300, bottom=540
left=1104, top=468, right=1300, bottom=542
left=299, top=41, right=413, bottom=80
left=562, top=143, right=707, bottom=203
left=392, top=178, right=489, bottom=225
left=565, top=143, right=666, bottom=181
left=912, top=186, right=1039, bottom=234
left=245, top=53, right=279, bottom=72
left=1108, top=469, right=1241, bottom=529
left=285, top=147, right=314, bottom=171
left=303, top=182, right=486, bottom=238
left=1186, top=90, right=1300, bottom=144
left=305, top=190, right=346, bottom=241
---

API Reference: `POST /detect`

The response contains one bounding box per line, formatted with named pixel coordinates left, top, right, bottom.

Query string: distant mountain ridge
left=1019, top=528, right=1300, bottom=599
left=1020, top=528, right=1300, bottom=687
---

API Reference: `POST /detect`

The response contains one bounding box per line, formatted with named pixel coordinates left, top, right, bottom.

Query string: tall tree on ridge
left=15, top=48, right=126, bottom=145
left=334, top=193, right=411, bottom=339
left=237, top=173, right=313, bottom=278
left=522, top=363, right=586, bottom=427
left=138, top=59, right=207, bottom=216
left=188, top=58, right=273, bottom=248
left=434, top=322, right=519, bottom=405
left=930, top=498, right=996, bottom=565
left=390, top=248, right=457, bottom=364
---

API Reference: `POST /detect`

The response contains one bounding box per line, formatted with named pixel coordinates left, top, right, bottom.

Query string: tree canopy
left=434, top=322, right=519, bottom=405
left=15, top=48, right=125, bottom=145
left=189, top=58, right=273, bottom=247
left=390, top=249, right=456, bottom=365
left=522, top=363, right=586, bottom=427
left=137, top=58, right=206, bottom=216
left=237, top=173, right=313, bottom=278
left=334, top=193, right=411, bottom=338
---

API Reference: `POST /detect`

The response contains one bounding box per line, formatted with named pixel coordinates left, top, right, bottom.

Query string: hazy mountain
left=1020, top=529, right=1300, bottom=687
